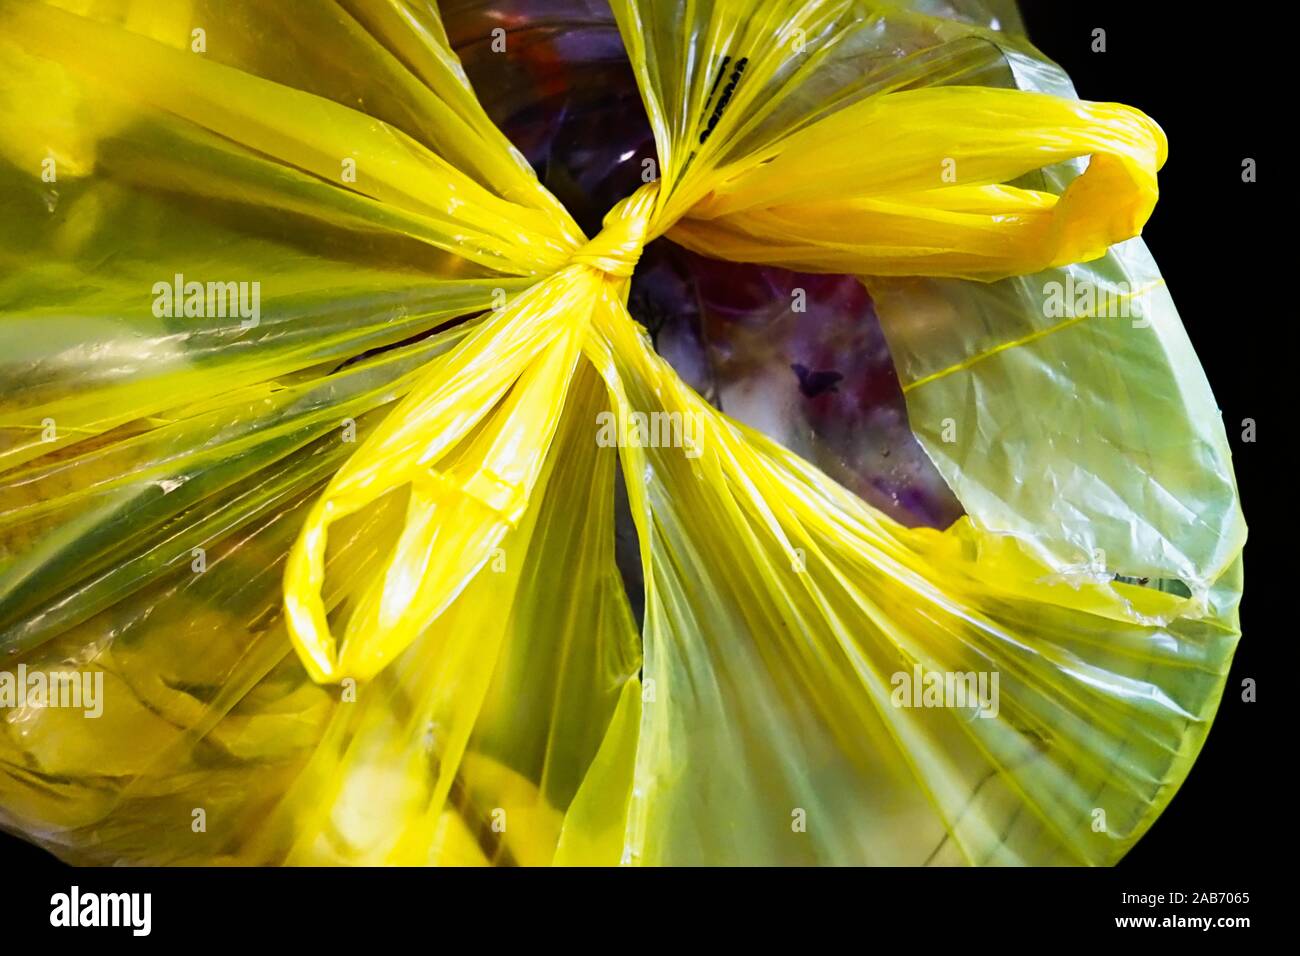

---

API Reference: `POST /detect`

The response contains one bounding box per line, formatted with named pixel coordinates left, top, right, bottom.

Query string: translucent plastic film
left=611, top=0, right=1165, bottom=279
left=0, top=0, right=1243, bottom=867
left=575, top=292, right=1234, bottom=864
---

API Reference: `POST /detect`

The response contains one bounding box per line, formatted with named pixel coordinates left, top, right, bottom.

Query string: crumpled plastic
left=0, top=0, right=1244, bottom=865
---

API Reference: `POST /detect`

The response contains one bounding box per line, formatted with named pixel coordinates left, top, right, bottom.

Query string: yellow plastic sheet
left=0, top=0, right=1243, bottom=866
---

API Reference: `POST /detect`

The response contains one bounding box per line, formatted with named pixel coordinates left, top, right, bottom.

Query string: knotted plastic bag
left=0, top=0, right=1244, bottom=865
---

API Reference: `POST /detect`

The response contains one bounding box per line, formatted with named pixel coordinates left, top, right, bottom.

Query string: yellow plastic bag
left=0, top=0, right=1243, bottom=866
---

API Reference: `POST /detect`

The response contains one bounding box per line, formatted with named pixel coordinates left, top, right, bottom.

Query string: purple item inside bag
left=444, top=0, right=963, bottom=530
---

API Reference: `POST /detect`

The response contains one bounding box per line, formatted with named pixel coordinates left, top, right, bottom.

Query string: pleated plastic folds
left=0, top=0, right=1245, bottom=866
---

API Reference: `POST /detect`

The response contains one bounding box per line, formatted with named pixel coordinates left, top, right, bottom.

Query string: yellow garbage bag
left=0, top=0, right=1243, bottom=866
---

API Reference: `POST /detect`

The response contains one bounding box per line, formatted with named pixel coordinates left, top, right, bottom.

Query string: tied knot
left=567, top=181, right=660, bottom=278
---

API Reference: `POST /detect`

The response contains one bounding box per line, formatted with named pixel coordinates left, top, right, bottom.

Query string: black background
left=0, top=0, right=1282, bottom=935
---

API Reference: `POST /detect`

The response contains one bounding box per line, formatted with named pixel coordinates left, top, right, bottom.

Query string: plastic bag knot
left=566, top=181, right=661, bottom=278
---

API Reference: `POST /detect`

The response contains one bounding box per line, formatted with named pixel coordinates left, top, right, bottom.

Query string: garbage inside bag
left=0, top=0, right=1244, bottom=866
